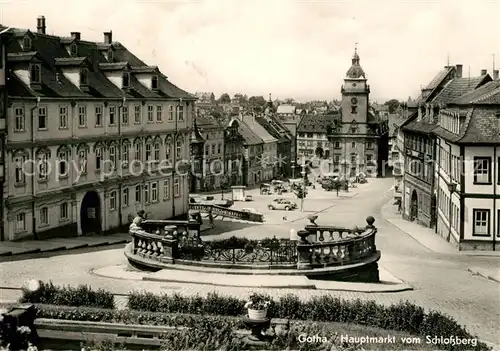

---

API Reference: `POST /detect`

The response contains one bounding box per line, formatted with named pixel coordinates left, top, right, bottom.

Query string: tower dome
left=346, top=46, right=365, bottom=79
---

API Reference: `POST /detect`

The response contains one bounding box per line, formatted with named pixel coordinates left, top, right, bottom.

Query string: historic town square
left=0, top=1, right=499, bottom=350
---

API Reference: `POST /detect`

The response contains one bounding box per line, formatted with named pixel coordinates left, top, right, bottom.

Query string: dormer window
left=30, top=64, right=41, bottom=84
left=107, top=48, right=113, bottom=62
left=23, top=36, right=32, bottom=50
left=70, top=43, right=78, bottom=56
left=151, top=75, right=158, bottom=90
left=80, top=68, right=88, bottom=86
left=122, top=72, right=130, bottom=88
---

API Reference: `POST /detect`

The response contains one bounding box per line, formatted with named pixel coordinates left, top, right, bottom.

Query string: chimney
left=481, top=69, right=487, bottom=75
left=37, top=15, right=46, bottom=34
left=104, top=31, right=112, bottom=44
left=71, top=32, right=81, bottom=40
left=494, top=70, right=499, bottom=80
left=455, top=64, right=463, bottom=78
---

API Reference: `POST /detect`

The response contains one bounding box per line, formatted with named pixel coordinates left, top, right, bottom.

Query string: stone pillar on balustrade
left=161, top=225, right=179, bottom=264
left=296, top=229, right=312, bottom=270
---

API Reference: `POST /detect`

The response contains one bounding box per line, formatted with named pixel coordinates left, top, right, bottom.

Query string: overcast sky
left=2, top=0, right=499, bottom=102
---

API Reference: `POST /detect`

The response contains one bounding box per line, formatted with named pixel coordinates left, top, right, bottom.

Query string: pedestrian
left=208, top=208, right=214, bottom=228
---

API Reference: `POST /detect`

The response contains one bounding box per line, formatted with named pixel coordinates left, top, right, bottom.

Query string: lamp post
left=300, top=165, right=306, bottom=212
left=447, top=182, right=457, bottom=242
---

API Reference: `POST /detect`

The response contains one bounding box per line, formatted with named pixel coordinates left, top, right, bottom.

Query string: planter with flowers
left=244, top=293, right=271, bottom=320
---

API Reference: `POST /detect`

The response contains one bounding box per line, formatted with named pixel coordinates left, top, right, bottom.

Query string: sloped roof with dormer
left=4, top=23, right=195, bottom=100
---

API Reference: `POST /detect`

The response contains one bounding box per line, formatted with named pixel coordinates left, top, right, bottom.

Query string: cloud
left=2, top=0, right=499, bottom=101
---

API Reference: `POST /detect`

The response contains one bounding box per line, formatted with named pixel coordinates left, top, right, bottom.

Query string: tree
left=248, top=96, right=267, bottom=106
left=384, top=99, right=401, bottom=113
left=218, top=93, right=231, bottom=104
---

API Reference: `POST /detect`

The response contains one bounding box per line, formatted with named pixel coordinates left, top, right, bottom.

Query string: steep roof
left=238, top=121, right=263, bottom=146
left=450, top=80, right=500, bottom=105
left=297, top=114, right=334, bottom=133
left=5, top=26, right=195, bottom=100
left=432, top=75, right=490, bottom=105
left=276, top=105, right=296, bottom=114
left=242, top=117, right=277, bottom=143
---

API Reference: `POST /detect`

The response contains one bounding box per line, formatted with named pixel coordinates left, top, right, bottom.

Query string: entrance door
left=410, top=190, right=418, bottom=222
left=80, top=191, right=101, bottom=235
left=430, top=194, right=437, bottom=228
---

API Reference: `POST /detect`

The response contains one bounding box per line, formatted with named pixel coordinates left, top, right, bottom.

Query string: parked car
left=268, top=199, right=297, bottom=211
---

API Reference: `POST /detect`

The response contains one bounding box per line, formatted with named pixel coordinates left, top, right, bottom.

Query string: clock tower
left=329, top=46, right=380, bottom=178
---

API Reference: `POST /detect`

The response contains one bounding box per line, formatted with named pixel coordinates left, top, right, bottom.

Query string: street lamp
left=447, top=182, right=457, bottom=242
left=300, top=164, right=306, bottom=212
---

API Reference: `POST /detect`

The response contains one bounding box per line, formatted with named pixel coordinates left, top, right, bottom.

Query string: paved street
left=0, top=177, right=499, bottom=344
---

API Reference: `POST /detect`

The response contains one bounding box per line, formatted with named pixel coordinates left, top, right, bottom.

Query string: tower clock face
left=351, top=97, right=358, bottom=105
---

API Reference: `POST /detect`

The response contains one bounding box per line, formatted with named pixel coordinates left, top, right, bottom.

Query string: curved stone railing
left=126, top=215, right=380, bottom=281
left=296, top=216, right=379, bottom=272
left=189, top=203, right=264, bottom=223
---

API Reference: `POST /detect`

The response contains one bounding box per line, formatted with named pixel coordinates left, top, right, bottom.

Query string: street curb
left=467, top=268, right=500, bottom=284
left=0, top=238, right=131, bottom=257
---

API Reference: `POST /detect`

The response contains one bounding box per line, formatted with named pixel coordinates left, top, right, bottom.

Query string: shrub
left=127, top=292, right=490, bottom=351
left=19, top=281, right=114, bottom=309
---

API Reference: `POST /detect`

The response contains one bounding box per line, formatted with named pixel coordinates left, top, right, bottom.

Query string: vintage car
left=268, top=199, right=297, bottom=211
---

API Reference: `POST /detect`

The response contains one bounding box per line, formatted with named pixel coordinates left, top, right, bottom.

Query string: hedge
left=35, top=305, right=429, bottom=351
left=19, top=281, right=114, bottom=309
left=128, top=291, right=490, bottom=351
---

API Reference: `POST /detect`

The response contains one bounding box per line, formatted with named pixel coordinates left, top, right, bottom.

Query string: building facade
left=0, top=26, right=10, bottom=241
left=296, top=114, right=334, bottom=175
left=401, top=64, right=491, bottom=227
left=3, top=17, right=195, bottom=241
left=434, top=79, right=500, bottom=250
left=328, top=49, right=388, bottom=178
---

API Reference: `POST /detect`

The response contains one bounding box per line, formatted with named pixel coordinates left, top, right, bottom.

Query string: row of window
left=13, top=180, right=181, bottom=233
left=405, top=135, right=433, bottom=155
left=437, top=188, right=459, bottom=232
left=334, top=141, right=374, bottom=149
left=205, top=143, right=223, bottom=156
left=438, top=146, right=461, bottom=183
left=13, top=103, right=186, bottom=132
left=13, top=138, right=185, bottom=185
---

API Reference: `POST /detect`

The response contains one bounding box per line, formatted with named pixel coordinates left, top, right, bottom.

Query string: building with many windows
left=2, top=16, right=195, bottom=241
left=401, top=64, right=491, bottom=227
left=0, top=26, right=10, bottom=241
left=433, top=78, right=500, bottom=250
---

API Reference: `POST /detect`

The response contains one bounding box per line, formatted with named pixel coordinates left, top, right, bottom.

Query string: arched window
left=76, top=143, right=89, bottom=174
left=56, top=145, right=71, bottom=178
left=165, top=136, right=173, bottom=161
left=176, top=136, right=183, bottom=159
left=36, top=147, right=50, bottom=182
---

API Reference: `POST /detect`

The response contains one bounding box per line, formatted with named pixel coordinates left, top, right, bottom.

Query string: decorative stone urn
left=248, top=308, right=267, bottom=320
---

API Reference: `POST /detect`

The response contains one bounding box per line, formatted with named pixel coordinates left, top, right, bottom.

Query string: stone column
left=161, top=225, right=178, bottom=264
left=296, top=229, right=312, bottom=270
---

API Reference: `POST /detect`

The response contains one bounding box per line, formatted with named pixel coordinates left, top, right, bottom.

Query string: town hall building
left=328, top=48, right=388, bottom=178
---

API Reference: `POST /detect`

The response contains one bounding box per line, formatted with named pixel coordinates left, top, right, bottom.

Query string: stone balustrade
left=296, top=216, right=379, bottom=271
left=189, top=204, right=264, bottom=222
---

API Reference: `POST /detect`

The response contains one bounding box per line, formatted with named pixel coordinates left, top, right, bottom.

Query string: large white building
left=2, top=16, right=196, bottom=241
left=434, top=79, right=500, bottom=250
